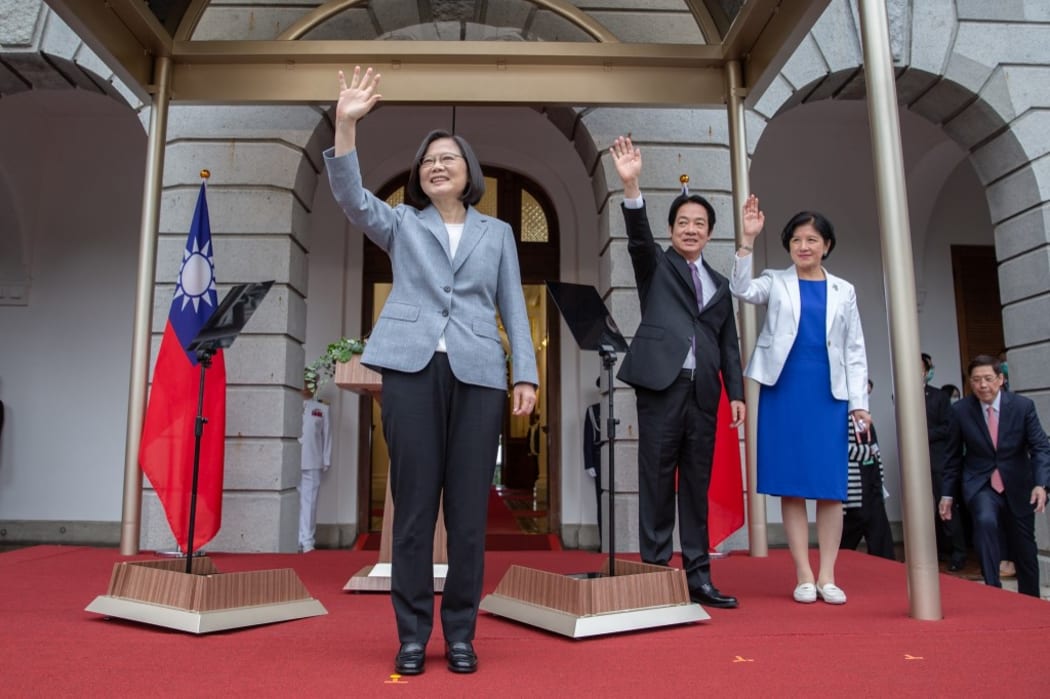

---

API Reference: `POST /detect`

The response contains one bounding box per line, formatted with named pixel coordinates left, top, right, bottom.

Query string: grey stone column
left=141, top=105, right=329, bottom=552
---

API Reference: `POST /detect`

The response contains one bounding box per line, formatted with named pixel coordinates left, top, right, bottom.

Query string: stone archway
left=748, top=0, right=1049, bottom=402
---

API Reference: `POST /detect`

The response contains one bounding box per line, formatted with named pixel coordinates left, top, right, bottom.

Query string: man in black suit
left=583, top=400, right=602, bottom=541
left=939, top=355, right=1050, bottom=597
left=610, top=136, right=745, bottom=608
left=923, top=355, right=967, bottom=571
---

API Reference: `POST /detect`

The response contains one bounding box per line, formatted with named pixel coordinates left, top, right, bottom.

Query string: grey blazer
left=730, top=254, right=868, bottom=412
left=325, top=148, right=538, bottom=391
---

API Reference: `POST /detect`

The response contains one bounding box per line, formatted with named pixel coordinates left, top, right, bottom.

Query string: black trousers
left=381, top=354, right=505, bottom=643
left=635, top=372, right=717, bottom=592
left=840, top=462, right=895, bottom=560
left=969, top=486, right=1040, bottom=597
left=930, top=467, right=967, bottom=562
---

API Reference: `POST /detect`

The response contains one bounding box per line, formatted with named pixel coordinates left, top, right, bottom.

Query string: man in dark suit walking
left=609, top=136, right=745, bottom=608
left=923, top=356, right=967, bottom=571
left=939, top=355, right=1050, bottom=597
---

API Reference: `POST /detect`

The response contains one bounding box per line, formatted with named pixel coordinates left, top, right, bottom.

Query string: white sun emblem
left=173, top=238, right=217, bottom=312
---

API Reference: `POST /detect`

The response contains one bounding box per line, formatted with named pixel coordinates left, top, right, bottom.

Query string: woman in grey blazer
left=325, top=67, right=538, bottom=676
left=730, top=195, right=870, bottom=606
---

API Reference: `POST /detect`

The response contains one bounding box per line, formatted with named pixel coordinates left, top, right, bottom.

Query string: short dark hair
left=667, top=193, right=716, bottom=231
left=941, top=383, right=960, bottom=397
left=921, top=353, right=933, bottom=371
left=405, top=130, right=485, bottom=208
left=780, top=211, right=836, bottom=259
left=967, top=354, right=1002, bottom=377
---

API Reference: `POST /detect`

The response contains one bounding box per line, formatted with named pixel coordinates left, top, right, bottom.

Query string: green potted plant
left=304, top=337, right=367, bottom=395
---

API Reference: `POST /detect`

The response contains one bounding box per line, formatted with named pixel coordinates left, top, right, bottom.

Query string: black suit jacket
left=943, top=391, right=1050, bottom=515
left=615, top=203, right=744, bottom=405
left=924, top=384, right=954, bottom=472
left=584, top=403, right=601, bottom=475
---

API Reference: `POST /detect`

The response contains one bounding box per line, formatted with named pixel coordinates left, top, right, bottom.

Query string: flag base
left=86, top=556, right=326, bottom=634
left=479, top=559, right=708, bottom=638
left=344, top=562, right=447, bottom=592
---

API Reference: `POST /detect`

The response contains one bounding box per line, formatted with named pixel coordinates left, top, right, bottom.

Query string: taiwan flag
left=139, top=182, right=226, bottom=553
left=709, top=376, right=745, bottom=548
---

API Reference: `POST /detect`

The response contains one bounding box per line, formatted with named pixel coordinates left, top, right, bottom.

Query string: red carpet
left=3, top=546, right=1048, bottom=697
left=353, top=487, right=556, bottom=550
left=354, top=532, right=559, bottom=551
left=486, top=486, right=526, bottom=534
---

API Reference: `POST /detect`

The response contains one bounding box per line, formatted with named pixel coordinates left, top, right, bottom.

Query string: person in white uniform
left=298, top=387, right=332, bottom=553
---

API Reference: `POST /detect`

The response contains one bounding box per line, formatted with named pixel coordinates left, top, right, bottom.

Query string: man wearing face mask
left=924, top=354, right=966, bottom=571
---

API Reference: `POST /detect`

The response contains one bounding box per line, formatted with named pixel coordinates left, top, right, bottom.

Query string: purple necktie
left=689, top=262, right=704, bottom=312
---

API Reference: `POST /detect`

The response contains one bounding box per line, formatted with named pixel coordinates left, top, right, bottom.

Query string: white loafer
left=816, top=582, right=847, bottom=605
left=793, top=582, right=817, bottom=603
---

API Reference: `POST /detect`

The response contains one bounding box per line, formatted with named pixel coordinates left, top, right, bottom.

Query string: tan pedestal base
left=479, top=559, right=708, bottom=638
left=342, top=473, right=448, bottom=593
left=86, top=557, right=326, bottom=634
left=343, top=563, right=448, bottom=592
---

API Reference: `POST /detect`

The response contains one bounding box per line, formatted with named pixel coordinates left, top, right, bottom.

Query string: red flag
left=708, top=376, right=744, bottom=548
left=139, top=182, right=226, bottom=552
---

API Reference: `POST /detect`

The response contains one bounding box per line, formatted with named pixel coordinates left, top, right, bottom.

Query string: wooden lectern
left=336, top=355, right=449, bottom=592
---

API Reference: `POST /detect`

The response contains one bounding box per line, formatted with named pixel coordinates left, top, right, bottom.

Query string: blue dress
left=756, top=279, right=848, bottom=500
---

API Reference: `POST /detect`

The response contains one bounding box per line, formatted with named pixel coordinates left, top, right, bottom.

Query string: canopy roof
left=46, top=0, right=829, bottom=107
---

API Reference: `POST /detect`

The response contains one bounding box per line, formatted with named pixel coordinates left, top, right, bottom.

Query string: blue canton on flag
left=169, top=182, right=218, bottom=364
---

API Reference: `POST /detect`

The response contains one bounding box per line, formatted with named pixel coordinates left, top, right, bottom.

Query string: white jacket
left=730, top=254, right=869, bottom=412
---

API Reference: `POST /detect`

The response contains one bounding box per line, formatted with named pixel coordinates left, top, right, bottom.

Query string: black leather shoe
left=445, top=641, right=478, bottom=673
left=948, top=557, right=966, bottom=572
left=691, top=583, right=738, bottom=609
left=395, top=642, right=426, bottom=675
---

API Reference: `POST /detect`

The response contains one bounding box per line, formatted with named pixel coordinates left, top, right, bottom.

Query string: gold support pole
left=725, top=59, right=766, bottom=556
left=120, top=56, right=173, bottom=556
left=857, top=0, right=941, bottom=619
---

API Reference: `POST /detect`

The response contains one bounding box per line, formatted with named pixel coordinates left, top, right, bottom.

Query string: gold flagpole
left=857, top=0, right=941, bottom=620
left=725, top=59, right=766, bottom=556
left=120, top=56, right=173, bottom=556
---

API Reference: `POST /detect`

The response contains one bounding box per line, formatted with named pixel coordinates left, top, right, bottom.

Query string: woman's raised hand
left=742, top=193, right=764, bottom=241
left=336, top=66, right=382, bottom=125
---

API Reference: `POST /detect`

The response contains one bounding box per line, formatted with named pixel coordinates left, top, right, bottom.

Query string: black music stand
left=183, top=281, right=273, bottom=572
left=546, top=281, right=626, bottom=577
left=479, top=282, right=706, bottom=637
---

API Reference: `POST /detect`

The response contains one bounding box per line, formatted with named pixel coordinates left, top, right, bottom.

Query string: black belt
left=679, top=368, right=695, bottom=380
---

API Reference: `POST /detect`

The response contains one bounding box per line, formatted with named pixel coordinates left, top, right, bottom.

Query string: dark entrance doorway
left=356, top=166, right=561, bottom=537
left=950, top=245, right=1005, bottom=391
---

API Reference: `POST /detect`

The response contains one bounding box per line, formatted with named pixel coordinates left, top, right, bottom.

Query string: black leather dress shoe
left=445, top=641, right=478, bottom=673
left=691, top=583, right=738, bottom=609
left=948, top=557, right=966, bottom=572
left=395, top=642, right=426, bottom=675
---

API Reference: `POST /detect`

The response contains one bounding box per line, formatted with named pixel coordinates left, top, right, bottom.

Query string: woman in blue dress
left=730, top=196, right=871, bottom=605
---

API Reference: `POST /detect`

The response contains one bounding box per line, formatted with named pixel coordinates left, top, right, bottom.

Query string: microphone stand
left=184, top=347, right=214, bottom=574
left=599, top=344, right=620, bottom=576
